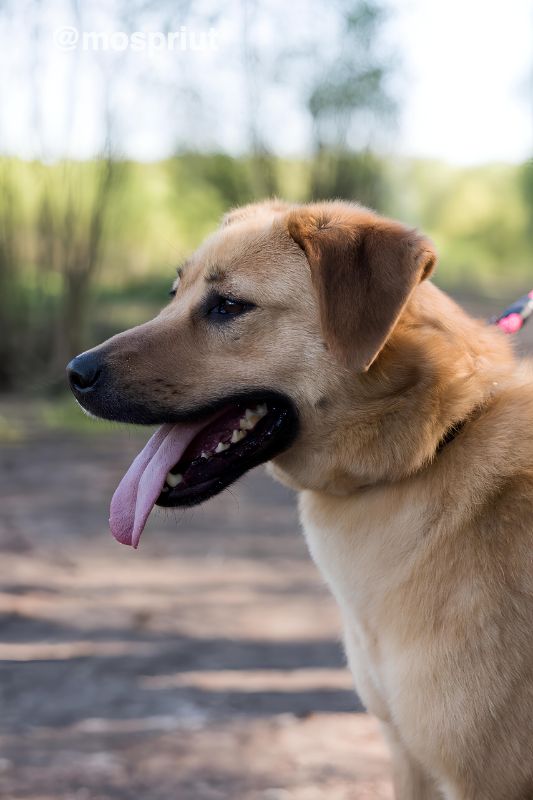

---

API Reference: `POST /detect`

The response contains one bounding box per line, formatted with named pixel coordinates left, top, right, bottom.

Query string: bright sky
left=0, top=0, right=531, bottom=165
left=390, top=0, right=533, bottom=164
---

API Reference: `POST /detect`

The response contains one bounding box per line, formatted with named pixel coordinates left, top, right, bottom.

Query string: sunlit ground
left=0, top=417, right=392, bottom=799
left=0, top=303, right=531, bottom=800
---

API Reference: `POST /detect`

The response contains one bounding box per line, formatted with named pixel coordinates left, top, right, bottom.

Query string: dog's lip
left=88, top=387, right=297, bottom=427
left=146, top=389, right=297, bottom=426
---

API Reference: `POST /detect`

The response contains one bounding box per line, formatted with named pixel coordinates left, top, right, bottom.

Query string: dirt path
left=0, top=427, right=392, bottom=800
left=1, top=316, right=531, bottom=799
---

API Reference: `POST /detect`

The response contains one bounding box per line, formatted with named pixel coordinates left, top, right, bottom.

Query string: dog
left=68, top=200, right=533, bottom=799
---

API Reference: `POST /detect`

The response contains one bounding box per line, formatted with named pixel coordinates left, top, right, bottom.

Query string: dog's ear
left=287, top=204, right=436, bottom=372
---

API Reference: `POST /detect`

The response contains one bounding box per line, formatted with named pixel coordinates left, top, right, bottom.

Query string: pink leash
left=491, top=290, right=533, bottom=334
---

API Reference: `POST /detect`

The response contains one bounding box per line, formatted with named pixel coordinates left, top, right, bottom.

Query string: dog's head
left=67, top=200, right=436, bottom=546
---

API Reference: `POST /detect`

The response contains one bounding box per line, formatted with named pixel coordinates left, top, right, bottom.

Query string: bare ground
left=0, top=423, right=392, bottom=800
left=1, top=311, right=531, bottom=800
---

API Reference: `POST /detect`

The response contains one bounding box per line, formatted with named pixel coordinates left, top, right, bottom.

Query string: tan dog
left=68, top=200, right=533, bottom=799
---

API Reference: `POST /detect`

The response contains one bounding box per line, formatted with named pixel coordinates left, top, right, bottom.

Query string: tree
left=306, top=1, right=396, bottom=207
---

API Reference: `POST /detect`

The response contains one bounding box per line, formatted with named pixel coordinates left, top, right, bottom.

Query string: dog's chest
left=298, top=484, right=431, bottom=717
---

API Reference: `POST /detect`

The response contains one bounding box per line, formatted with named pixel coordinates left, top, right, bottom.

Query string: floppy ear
left=287, top=203, right=436, bottom=372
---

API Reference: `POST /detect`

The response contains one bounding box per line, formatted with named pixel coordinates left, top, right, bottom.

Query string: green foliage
left=309, top=150, right=387, bottom=210
left=0, top=157, right=124, bottom=390
left=176, top=153, right=255, bottom=209
left=307, top=1, right=395, bottom=147
left=1, top=152, right=531, bottom=395
left=388, top=159, right=532, bottom=296
left=519, top=160, right=533, bottom=243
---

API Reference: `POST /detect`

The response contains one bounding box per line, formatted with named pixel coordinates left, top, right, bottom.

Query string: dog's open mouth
left=109, top=392, right=297, bottom=548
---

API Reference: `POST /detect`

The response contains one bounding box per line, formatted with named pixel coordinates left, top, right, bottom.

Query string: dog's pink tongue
left=109, top=421, right=205, bottom=548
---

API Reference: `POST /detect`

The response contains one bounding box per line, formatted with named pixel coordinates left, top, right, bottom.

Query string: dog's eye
left=169, top=288, right=177, bottom=298
left=208, top=297, right=254, bottom=318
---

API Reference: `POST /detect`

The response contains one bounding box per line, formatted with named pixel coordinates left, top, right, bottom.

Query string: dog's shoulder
left=498, top=358, right=533, bottom=456
left=478, top=358, right=533, bottom=532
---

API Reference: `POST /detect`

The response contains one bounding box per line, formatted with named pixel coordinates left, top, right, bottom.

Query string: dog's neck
left=271, top=283, right=515, bottom=496
left=334, top=283, right=515, bottom=489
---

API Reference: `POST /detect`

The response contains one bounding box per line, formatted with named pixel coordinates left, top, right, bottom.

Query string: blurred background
left=0, top=1, right=532, bottom=798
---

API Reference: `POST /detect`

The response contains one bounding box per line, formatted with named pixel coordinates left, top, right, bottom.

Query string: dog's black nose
left=67, top=352, right=102, bottom=393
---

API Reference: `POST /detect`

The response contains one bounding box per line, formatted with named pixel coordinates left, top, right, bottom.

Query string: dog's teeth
left=166, top=472, right=183, bottom=488
left=255, top=403, right=268, bottom=417
left=240, top=409, right=261, bottom=430
left=231, top=429, right=246, bottom=444
left=201, top=451, right=210, bottom=460
left=215, top=442, right=230, bottom=453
